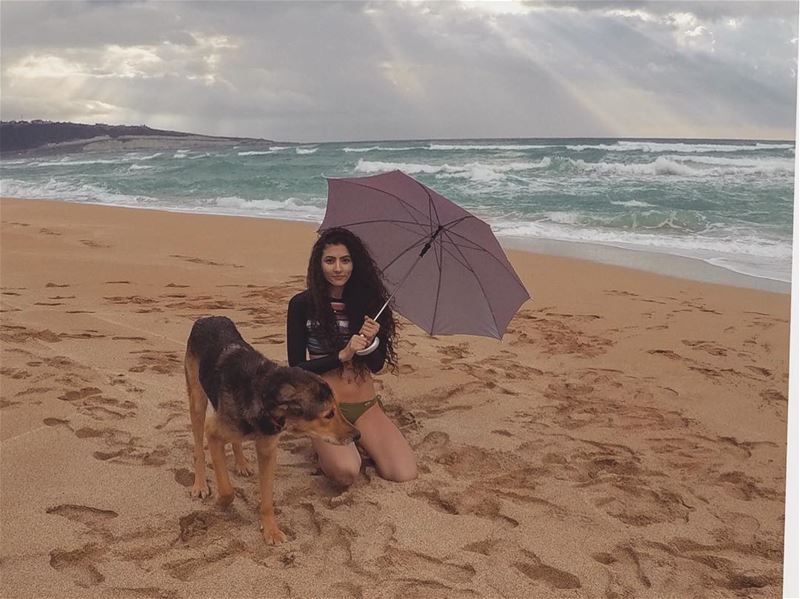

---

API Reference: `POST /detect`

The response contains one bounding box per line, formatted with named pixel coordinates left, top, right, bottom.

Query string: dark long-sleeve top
left=286, top=290, right=386, bottom=375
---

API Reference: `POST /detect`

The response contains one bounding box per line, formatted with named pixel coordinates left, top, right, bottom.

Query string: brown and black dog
left=185, top=316, right=359, bottom=544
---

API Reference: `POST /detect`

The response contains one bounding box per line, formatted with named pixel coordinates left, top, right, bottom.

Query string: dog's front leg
left=255, top=435, right=287, bottom=544
left=207, top=431, right=235, bottom=507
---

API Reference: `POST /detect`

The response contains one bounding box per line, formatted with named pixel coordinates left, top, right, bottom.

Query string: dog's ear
left=276, top=383, right=297, bottom=404
left=273, top=383, right=304, bottom=419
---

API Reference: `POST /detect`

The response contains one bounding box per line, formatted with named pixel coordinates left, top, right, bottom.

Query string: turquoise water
left=1, top=137, right=794, bottom=282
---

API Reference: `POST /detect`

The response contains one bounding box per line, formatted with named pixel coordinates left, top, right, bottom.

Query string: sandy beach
left=0, top=197, right=789, bottom=598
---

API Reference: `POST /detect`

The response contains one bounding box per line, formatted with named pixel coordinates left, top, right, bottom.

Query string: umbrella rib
left=441, top=226, right=529, bottom=291
left=408, top=176, right=441, bottom=237
left=390, top=221, right=431, bottom=237
left=441, top=229, right=502, bottom=337
left=381, top=235, right=430, bottom=274
left=442, top=215, right=473, bottom=230
left=339, top=180, right=429, bottom=224
left=434, top=236, right=474, bottom=272
left=327, top=218, right=430, bottom=230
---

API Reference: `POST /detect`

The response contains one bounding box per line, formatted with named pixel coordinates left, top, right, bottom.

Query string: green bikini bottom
left=339, top=395, right=384, bottom=424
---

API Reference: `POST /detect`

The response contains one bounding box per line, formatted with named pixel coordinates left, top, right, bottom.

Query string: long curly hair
left=306, top=227, right=398, bottom=376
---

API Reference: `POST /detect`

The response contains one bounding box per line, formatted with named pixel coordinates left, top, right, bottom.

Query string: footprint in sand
left=592, top=544, right=652, bottom=595
left=760, top=389, right=787, bottom=405
left=47, top=504, right=118, bottom=588
left=80, top=239, right=111, bottom=249
left=129, top=350, right=182, bottom=375
left=379, top=546, right=476, bottom=586
left=47, top=504, right=118, bottom=528
left=717, top=471, right=780, bottom=501
left=49, top=543, right=107, bottom=587
left=0, top=367, right=31, bottom=380
left=682, top=340, right=728, bottom=356
left=170, top=254, right=243, bottom=269
left=647, top=349, right=683, bottom=360
left=437, top=343, right=471, bottom=360
left=513, top=555, right=581, bottom=590
left=166, top=297, right=235, bottom=311
left=1, top=325, right=62, bottom=343
left=410, top=485, right=518, bottom=529
left=104, top=295, right=157, bottom=306
left=177, top=511, right=213, bottom=543
left=60, top=331, right=107, bottom=340
left=173, top=468, right=195, bottom=489
left=163, top=539, right=247, bottom=581
left=59, top=387, right=103, bottom=402
left=491, top=429, right=513, bottom=437
left=462, top=541, right=581, bottom=593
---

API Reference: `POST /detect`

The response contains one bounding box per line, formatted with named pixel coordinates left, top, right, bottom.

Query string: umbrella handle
left=355, top=336, right=380, bottom=356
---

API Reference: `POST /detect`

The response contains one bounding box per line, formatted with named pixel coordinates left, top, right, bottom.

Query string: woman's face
left=321, top=243, right=353, bottom=291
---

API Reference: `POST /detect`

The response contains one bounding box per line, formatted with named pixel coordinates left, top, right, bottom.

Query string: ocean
left=1, top=137, right=795, bottom=288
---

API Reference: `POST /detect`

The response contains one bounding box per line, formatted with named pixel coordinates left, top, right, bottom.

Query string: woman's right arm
left=286, top=293, right=343, bottom=374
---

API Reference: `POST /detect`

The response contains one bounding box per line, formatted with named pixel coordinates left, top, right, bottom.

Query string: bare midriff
left=309, top=352, right=376, bottom=404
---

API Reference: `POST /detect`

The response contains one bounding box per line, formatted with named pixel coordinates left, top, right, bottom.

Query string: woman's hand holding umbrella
left=339, top=317, right=380, bottom=362
left=356, top=317, right=380, bottom=356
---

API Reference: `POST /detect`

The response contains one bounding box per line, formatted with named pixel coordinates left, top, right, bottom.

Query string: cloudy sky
left=1, top=1, right=797, bottom=142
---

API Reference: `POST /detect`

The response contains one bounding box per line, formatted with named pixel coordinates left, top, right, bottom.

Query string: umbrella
left=320, top=169, right=530, bottom=340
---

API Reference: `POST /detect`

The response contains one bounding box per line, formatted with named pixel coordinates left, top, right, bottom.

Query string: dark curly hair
left=306, top=227, right=398, bottom=376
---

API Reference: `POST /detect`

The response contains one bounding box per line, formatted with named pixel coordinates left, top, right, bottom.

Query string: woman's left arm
left=358, top=316, right=386, bottom=373
left=361, top=338, right=386, bottom=373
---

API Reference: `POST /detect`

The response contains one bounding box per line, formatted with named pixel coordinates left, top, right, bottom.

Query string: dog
left=185, top=316, right=360, bottom=544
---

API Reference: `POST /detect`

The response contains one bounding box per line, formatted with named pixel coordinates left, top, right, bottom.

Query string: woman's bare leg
left=312, top=437, right=361, bottom=486
left=355, top=404, right=417, bottom=482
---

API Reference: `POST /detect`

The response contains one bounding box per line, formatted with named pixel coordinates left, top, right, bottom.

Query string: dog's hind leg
left=231, top=442, right=254, bottom=476
left=185, top=351, right=211, bottom=499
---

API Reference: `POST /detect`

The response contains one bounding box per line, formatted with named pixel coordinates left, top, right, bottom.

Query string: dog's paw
left=190, top=480, right=211, bottom=499
left=234, top=460, right=254, bottom=477
left=261, top=524, right=287, bottom=545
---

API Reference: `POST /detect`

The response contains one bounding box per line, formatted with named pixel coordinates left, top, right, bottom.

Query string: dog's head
left=267, top=367, right=360, bottom=445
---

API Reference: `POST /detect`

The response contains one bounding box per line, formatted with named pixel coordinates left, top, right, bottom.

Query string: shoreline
left=1, top=195, right=791, bottom=295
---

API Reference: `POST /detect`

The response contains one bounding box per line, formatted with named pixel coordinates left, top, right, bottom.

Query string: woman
left=287, top=227, right=417, bottom=486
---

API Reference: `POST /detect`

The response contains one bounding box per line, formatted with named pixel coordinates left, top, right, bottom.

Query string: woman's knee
left=320, top=457, right=361, bottom=487
left=379, top=459, right=417, bottom=483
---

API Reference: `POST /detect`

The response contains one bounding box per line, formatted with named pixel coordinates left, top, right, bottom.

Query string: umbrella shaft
left=372, top=226, right=443, bottom=322
left=373, top=250, right=424, bottom=321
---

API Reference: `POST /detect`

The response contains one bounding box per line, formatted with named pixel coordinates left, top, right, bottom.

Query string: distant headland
left=0, top=120, right=271, bottom=154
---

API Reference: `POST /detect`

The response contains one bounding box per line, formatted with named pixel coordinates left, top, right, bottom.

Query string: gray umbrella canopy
left=320, top=170, right=530, bottom=339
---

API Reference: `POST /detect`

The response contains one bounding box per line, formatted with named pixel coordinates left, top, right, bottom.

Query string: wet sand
left=0, top=197, right=789, bottom=598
